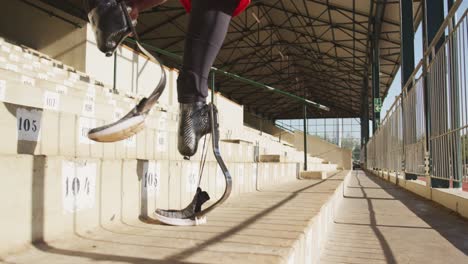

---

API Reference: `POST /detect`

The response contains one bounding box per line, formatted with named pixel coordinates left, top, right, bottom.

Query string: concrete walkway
left=321, top=170, right=468, bottom=264
left=2, top=171, right=348, bottom=264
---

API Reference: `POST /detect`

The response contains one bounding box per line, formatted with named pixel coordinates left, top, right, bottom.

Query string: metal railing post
left=113, top=52, right=117, bottom=93
left=425, top=0, right=447, bottom=188
left=211, top=71, right=215, bottom=104
left=365, top=1, right=465, bottom=188
left=400, top=0, right=416, bottom=180
left=303, top=104, right=308, bottom=171
left=447, top=0, right=462, bottom=188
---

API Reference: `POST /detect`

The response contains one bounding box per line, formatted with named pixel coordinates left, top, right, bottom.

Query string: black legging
left=177, top=0, right=238, bottom=103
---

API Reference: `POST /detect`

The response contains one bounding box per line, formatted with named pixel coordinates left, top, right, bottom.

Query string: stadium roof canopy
left=37, top=0, right=422, bottom=119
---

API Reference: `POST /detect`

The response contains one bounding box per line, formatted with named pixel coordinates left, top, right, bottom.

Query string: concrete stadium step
left=307, top=162, right=338, bottom=171
left=255, top=142, right=310, bottom=164
left=0, top=66, right=128, bottom=111
left=0, top=154, right=301, bottom=256
left=0, top=40, right=177, bottom=112
left=299, top=170, right=340, bottom=180
left=0, top=78, right=127, bottom=124
left=0, top=33, right=349, bottom=263
left=0, top=98, right=267, bottom=165
left=0, top=54, right=155, bottom=104
left=308, top=157, right=326, bottom=164
left=259, top=154, right=283, bottom=162
left=0, top=37, right=318, bottom=164
left=0, top=101, right=182, bottom=160
left=0, top=102, right=258, bottom=163
left=258, top=154, right=325, bottom=165
left=0, top=51, right=78, bottom=82
left=0, top=38, right=313, bottom=166
left=320, top=170, right=468, bottom=264
left=0, top=100, right=262, bottom=162
left=0, top=67, right=164, bottom=118
left=0, top=60, right=272, bottom=163
left=219, top=139, right=255, bottom=163
left=0, top=62, right=292, bottom=163
left=0, top=39, right=178, bottom=111
left=0, top=65, right=114, bottom=101
left=0, top=49, right=106, bottom=92
left=0, top=41, right=105, bottom=85
left=1, top=155, right=350, bottom=263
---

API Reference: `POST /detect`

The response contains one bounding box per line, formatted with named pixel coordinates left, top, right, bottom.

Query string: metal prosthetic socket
left=178, top=102, right=212, bottom=157
left=86, top=0, right=167, bottom=143
left=154, top=104, right=233, bottom=226
left=85, top=0, right=135, bottom=56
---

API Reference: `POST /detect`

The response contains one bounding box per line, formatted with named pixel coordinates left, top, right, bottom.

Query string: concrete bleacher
left=2, top=170, right=351, bottom=264
left=0, top=36, right=352, bottom=262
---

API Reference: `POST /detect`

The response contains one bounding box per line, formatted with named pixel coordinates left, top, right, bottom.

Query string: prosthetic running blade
left=88, top=1, right=166, bottom=142
left=153, top=104, right=233, bottom=226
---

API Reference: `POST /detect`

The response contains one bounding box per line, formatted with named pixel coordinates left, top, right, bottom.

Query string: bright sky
left=380, top=2, right=467, bottom=121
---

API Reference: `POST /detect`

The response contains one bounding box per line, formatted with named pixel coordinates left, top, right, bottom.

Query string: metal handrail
left=274, top=122, right=295, bottom=133
left=375, top=2, right=465, bottom=135
left=423, top=0, right=463, bottom=59
left=124, top=38, right=330, bottom=111
left=367, top=2, right=468, bottom=183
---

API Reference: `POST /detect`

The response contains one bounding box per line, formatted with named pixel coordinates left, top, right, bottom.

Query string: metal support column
left=364, top=76, right=369, bottom=145
left=424, top=0, right=447, bottom=188
left=361, top=76, right=369, bottom=164
left=360, top=105, right=365, bottom=148
left=425, top=0, right=445, bottom=52
left=400, top=0, right=416, bottom=180
left=371, top=0, right=386, bottom=133
left=400, top=0, right=415, bottom=90
left=371, top=37, right=381, bottom=132
left=303, top=104, right=308, bottom=171
left=447, top=0, right=462, bottom=188
left=361, top=78, right=369, bottom=146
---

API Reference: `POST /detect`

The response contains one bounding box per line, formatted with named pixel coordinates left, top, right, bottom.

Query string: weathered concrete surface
left=259, top=155, right=281, bottom=163
left=321, top=170, right=468, bottom=264
left=294, top=131, right=352, bottom=170
left=299, top=170, right=338, bottom=180
left=1, top=172, right=349, bottom=264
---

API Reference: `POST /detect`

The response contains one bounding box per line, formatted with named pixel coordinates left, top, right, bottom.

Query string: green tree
left=341, top=137, right=357, bottom=150
left=352, top=146, right=361, bottom=161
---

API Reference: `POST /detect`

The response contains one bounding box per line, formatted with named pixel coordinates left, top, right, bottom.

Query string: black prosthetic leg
left=154, top=0, right=237, bottom=226
left=85, top=0, right=167, bottom=142
left=154, top=104, right=232, bottom=226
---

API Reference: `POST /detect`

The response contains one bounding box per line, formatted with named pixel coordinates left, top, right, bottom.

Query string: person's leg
left=177, top=0, right=238, bottom=157
left=177, top=0, right=238, bottom=103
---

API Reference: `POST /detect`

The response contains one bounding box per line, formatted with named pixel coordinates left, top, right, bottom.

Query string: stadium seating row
left=0, top=36, right=339, bottom=255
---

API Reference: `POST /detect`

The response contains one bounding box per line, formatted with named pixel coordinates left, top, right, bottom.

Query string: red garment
left=179, top=0, right=250, bottom=17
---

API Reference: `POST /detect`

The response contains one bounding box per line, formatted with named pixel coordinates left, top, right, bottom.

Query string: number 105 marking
left=144, top=172, right=158, bottom=188
left=18, top=117, right=38, bottom=132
